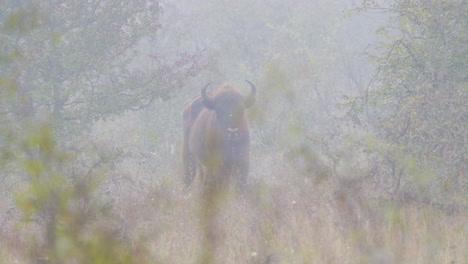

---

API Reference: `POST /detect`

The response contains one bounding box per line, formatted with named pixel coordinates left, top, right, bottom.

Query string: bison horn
left=244, top=80, right=256, bottom=108
left=201, top=82, right=215, bottom=109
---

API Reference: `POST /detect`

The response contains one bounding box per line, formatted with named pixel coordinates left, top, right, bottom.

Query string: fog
left=1, top=0, right=466, bottom=263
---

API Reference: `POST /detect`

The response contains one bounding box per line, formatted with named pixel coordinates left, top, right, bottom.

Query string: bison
left=182, top=81, right=256, bottom=188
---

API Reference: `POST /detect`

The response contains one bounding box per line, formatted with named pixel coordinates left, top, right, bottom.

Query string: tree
left=1, top=0, right=205, bottom=144
left=1, top=5, right=163, bottom=263
left=353, top=0, right=467, bottom=197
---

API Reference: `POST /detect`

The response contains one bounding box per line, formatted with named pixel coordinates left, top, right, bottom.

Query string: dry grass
left=109, top=148, right=468, bottom=263
left=140, top=181, right=466, bottom=264
left=0, top=150, right=466, bottom=264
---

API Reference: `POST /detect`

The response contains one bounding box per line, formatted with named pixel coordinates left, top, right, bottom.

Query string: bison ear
left=201, top=82, right=215, bottom=109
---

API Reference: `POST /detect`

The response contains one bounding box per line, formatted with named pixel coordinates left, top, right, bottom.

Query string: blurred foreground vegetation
left=1, top=0, right=466, bottom=263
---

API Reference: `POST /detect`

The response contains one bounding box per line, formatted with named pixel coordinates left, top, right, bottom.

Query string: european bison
left=182, top=81, right=256, bottom=188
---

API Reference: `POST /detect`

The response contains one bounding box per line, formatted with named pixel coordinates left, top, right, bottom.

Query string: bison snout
left=227, top=128, right=240, bottom=141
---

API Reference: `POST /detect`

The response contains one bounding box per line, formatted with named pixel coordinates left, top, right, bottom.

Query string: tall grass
left=1, top=146, right=466, bottom=264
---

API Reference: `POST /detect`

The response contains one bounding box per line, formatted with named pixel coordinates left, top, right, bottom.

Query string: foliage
left=352, top=0, right=467, bottom=196
left=0, top=2, right=203, bottom=263
left=0, top=0, right=205, bottom=144
left=11, top=123, right=152, bottom=264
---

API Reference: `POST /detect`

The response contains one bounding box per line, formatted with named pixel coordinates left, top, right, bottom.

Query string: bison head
left=201, top=80, right=256, bottom=141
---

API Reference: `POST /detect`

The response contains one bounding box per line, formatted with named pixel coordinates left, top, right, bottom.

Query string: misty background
left=0, top=0, right=466, bottom=263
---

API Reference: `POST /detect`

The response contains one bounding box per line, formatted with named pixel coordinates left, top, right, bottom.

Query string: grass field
left=0, top=150, right=466, bottom=264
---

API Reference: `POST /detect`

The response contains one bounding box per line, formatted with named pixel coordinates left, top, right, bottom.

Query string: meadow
left=1, top=139, right=465, bottom=263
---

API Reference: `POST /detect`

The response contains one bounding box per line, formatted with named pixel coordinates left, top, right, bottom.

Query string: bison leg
left=183, top=149, right=196, bottom=187
left=237, top=154, right=249, bottom=188
left=204, top=167, right=216, bottom=187
left=204, top=165, right=230, bottom=190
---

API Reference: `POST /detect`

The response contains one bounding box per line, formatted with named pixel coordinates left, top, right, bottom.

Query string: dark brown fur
left=182, top=81, right=256, bottom=188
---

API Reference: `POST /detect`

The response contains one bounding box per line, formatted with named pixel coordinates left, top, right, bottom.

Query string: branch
left=364, top=40, right=399, bottom=121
